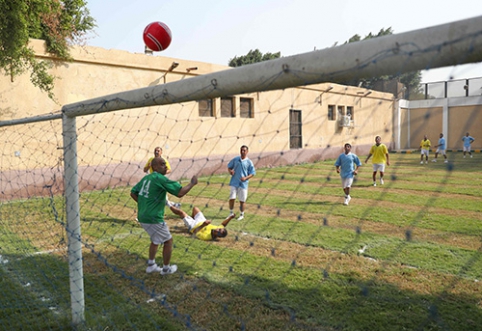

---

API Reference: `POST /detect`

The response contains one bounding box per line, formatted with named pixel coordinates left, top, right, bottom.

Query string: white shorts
left=140, top=222, right=172, bottom=245
left=436, top=148, right=446, bottom=155
left=372, top=163, right=386, bottom=172
left=341, top=177, right=354, bottom=189
left=229, top=186, right=248, bottom=202
left=463, top=146, right=471, bottom=152
left=183, top=211, right=206, bottom=232
left=421, top=149, right=430, bottom=156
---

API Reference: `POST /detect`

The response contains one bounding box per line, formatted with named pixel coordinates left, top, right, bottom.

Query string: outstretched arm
left=177, top=176, right=198, bottom=198
left=365, top=154, right=372, bottom=163
left=221, top=214, right=236, bottom=227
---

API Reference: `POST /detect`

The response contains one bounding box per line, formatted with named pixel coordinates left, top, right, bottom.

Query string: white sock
left=148, top=259, right=155, bottom=265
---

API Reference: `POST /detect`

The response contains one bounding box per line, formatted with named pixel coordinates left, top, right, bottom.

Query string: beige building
left=0, top=39, right=480, bottom=197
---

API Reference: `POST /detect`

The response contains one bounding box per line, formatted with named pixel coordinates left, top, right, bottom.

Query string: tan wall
left=448, top=105, right=482, bottom=150
left=0, top=39, right=396, bottom=175
left=409, top=107, right=443, bottom=148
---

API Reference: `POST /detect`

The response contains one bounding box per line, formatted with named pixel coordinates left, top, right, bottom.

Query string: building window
left=221, top=97, right=235, bottom=117
left=337, top=105, right=345, bottom=119
left=328, top=105, right=335, bottom=121
left=347, top=106, right=354, bottom=120
left=240, top=97, right=254, bottom=118
left=198, top=99, right=214, bottom=117
left=289, top=109, right=302, bottom=149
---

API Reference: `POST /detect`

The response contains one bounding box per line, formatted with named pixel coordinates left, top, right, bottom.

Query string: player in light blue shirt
left=432, top=133, right=448, bottom=163
left=462, top=132, right=475, bottom=158
left=227, top=145, right=256, bottom=220
left=335, top=143, right=362, bottom=206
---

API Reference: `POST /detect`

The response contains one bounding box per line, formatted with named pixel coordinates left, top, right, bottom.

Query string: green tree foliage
left=228, top=49, right=281, bottom=67
left=0, top=0, right=95, bottom=99
left=345, top=27, right=422, bottom=96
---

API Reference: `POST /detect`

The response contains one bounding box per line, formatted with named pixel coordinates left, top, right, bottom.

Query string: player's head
left=151, top=157, right=167, bottom=175
left=240, top=145, right=249, bottom=158
left=212, top=228, right=227, bottom=239
left=440, top=133, right=444, bottom=138
left=466, top=132, right=470, bottom=136
left=375, top=136, right=381, bottom=144
left=154, top=147, right=162, bottom=157
left=344, top=143, right=351, bottom=154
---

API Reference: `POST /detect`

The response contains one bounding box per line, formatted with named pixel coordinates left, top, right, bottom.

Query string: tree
left=0, top=0, right=95, bottom=99
left=228, top=49, right=281, bottom=67
left=344, top=28, right=422, bottom=97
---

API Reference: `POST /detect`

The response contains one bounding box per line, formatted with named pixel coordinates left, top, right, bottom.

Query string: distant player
left=227, top=145, right=256, bottom=221
left=432, top=133, right=448, bottom=163
left=335, top=143, right=362, bottom=206
left=420, top=135, right=431, bottom=164
left=462, top=132, right=475, bottom=158
left=365, top=136, right=390, bottom=186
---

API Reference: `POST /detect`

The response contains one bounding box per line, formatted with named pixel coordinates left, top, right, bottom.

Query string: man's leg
left=162, top=238, right=173, bottom=266
left=170, top=205, right=187, bottom=218
left=149, top=242, right=159, bottom=260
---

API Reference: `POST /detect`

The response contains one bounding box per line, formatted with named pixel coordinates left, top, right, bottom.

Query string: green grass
left=0, top=153, right=481, bottom=330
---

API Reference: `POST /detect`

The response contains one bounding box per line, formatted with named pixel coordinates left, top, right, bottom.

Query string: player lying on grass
left=169, top=205, right=235, bottom=240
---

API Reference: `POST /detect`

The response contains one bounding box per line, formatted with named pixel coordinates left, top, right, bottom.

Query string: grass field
left=0, top=153, right=481, bottom=331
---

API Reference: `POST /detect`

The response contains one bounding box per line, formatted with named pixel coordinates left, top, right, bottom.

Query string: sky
left=85, top=0, right=482, bottom=84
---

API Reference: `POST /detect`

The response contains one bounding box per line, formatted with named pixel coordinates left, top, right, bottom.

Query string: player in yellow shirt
left=169, top=205, right=235, bottom=241
left=365, top=136, right=390, bottom=186
left=144, top=147, right=171, bottom=174
left=420, top=135, right=431, bottom=164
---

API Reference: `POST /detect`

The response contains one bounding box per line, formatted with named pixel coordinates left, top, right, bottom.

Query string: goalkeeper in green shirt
left=131, top=157, right=198, bottom=275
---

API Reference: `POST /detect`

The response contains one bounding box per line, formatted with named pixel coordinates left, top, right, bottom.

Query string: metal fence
left=414, top=76, right=482, bottom=99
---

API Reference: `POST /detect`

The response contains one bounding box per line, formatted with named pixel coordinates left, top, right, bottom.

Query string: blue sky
left=85, top=0, right=482, bottom=83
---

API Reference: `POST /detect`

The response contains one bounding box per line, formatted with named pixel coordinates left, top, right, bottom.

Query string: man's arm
left=176, top=176, right=198, bottom=198
left=192, top=220, right=211, bottom=234
left=221, top=214, right=235, bottom=227
left=130, top=192, right=138, bottom=202
left=365, top=153, right=372, bottom=163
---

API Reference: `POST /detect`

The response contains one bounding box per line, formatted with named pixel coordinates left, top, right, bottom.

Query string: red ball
left=143, top=22, right=172, bottom=52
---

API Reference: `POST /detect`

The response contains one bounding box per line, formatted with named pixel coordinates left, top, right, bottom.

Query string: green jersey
left=131, top=172, right=182, bottom=224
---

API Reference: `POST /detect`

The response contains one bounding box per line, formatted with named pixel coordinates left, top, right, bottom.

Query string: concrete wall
left=0, top=39, right=395, bottom=176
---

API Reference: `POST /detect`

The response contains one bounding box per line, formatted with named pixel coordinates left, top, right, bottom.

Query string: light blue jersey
left=228, top=156, right=256, bottom=189
left=335, top=153, right=362, bottom=179
left=438, top=137, right=446, bottom=150
left=462, top=136, right=475, bottom=148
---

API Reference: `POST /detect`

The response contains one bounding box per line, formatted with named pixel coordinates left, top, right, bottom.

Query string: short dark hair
left=241, top=145, right=249, bottom=150
left=344, top=143, right=351, bottom=148
left=219, top=229, right=228, bottom=238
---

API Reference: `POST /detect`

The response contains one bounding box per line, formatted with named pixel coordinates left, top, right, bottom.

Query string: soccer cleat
left=420, top=161, right=424, bottom=164
left=470, top=155, right=473, bottom=158
left=160, top=265, right=178, bottom=275
left=173, top=202, right=182, bottom=208
left=146, top=263, right=162, bottom=274
left=373, top=182, right=377, bottom=187
left=463, top=155, right=466, bottom=158
left=432, top=159, right=437, bottom=162
left=343, top=198, right=348, bottom=206
left=425, top=161, right=428, bottom=164
left=380, top=178, right=384, bottom=185
left=444, top=160, right=448, bottom=163
left=237, top=215, right=244, bottom=221
left=347, top=196, right=351, bottom=204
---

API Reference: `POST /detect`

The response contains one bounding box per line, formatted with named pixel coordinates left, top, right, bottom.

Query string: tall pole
left=62, top=114, right=85, bottom=324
